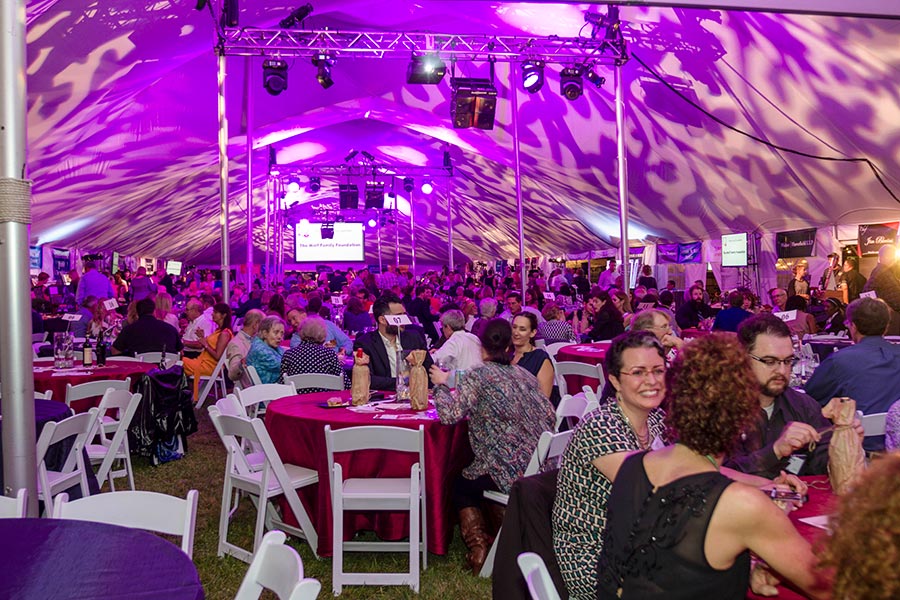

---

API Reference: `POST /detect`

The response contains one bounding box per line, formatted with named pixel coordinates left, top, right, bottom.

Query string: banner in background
left=657, top=242, right=702, bottom=264
left=29, top=246, right=42, bottom=270
left=776, top=228, right=816, bottom=258
left=51, top=248, right=70, bottom=275
left=858, top=222, right=899, bottom=256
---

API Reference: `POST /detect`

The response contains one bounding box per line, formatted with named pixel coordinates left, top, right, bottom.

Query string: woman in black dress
left=510, top=312, right=555, bottom=400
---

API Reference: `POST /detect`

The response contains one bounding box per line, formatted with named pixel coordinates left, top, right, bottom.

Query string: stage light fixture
left=262, top=59, right=289, bottom=96
left=585, top=69, right=606, bottom=89
left=403, top=177, right=414, bottom=193
left=222, top=0, right=239, bottom=27
left=560, top=67, right=584, bottom=101
left=279, top=3, right=313, bottom=28
left=367, top=218, right=377, bottom=227
left=312, top=53, right=335, bottom=89
left=407, top=55, right=446, bottom=85
left=420, top=182, right=434, bottom=195
left=286, top=178, right=301, bottom=193
left=339, top=184, right=359, bottom=209
left=364, top=182, right=385, bottom=209
left=309, top=176, right=321, bottom=192
left=320, top=223, right=335, bottom=239
left=521, top=61, right=545, bottom=93
left=450, top=77, right=497, bottom=130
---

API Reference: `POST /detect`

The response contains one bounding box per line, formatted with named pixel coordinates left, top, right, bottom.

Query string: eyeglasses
left=749, top=354, right=798, bottom=368
left=619, top=367, right=666, bottom=379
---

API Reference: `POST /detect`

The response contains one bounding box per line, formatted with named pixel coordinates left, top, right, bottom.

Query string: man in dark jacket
left=861, top=246, right=900, bottom=334
left=112, top=298, right=182, bottom=356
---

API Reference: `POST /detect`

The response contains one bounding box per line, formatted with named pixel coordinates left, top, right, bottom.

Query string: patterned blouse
left=552, top=401, right=666, bottom=600
left=246, top=337, right=285, bottom=385
left=433, top=361, right=555, bottom=493
left=280, top=340, right=350, bottom=392
left=537, top=319, right=577, bottom=343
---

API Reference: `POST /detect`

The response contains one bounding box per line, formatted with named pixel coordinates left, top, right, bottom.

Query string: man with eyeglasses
left=727, top=313, right=862, bottom=478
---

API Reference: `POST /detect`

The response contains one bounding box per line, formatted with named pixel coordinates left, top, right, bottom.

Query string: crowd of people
left=26, top=254, right=900, bottom=598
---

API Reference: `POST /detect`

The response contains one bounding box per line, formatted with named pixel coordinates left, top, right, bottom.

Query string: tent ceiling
left=23, top=1, right=900, bottom=265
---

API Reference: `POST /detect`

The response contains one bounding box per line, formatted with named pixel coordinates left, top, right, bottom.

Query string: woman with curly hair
left=597, top=333, right=829, bottom=600
left=820, top=453, right=900, bottom=600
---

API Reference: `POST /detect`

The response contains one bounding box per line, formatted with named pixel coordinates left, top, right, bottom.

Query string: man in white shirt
left=431, top=309, right=483, bottom=372
left=597, top=259, right=617, bottom=290
left=182, top=298, right=215, bottom=357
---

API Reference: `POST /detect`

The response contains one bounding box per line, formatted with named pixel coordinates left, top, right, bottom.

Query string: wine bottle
left=96, top=331, right=107, bottom=367
left=82, top=338, right=93, bottom=367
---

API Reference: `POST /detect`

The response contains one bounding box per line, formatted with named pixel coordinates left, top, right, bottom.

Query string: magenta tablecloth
left=265, top=391, right=473, bottom=557
left=555, top=342, right=610, bottom=393
left=0, top=518, right=204, bottom=599
left=745, top=475, right=833, bottom=600
left=34, top=359, right=156, bottom=412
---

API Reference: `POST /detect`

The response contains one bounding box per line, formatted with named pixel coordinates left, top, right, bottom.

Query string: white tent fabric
left=22, top=1, right=900, bottom=267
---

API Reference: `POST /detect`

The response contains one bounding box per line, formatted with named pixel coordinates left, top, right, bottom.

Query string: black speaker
left=339, top=185, right=359, bottom=209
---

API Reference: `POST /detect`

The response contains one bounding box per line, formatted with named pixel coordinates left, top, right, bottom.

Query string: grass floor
left=130, top=410, right=493, bottom=599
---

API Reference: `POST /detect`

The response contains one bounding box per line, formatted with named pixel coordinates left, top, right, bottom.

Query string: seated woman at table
left=597, top=333, right=829, bottom=600
left=630, top=308, right=684, bottom=355
left=430, top=318, right=555, bottom=575
left=783, top=294, right=818, bottom=336
left=511, top=312, right=556, bottom=401
left=576, top=289, right=625, bottom=342
left=552, top=330, right=669, bottom=600
left=88, top=297, right=122, bottom=337
left=536, top=302, right=577, bottom=344
left=246, top=315, right=286, bottom=384
left=183, top=302, right=233, bottom=400
left=341, top=295, right=374, bottom=334
left=279, top=316, right=349, bottom=392
left=154, top=292, right=180, bottom=330
left=820, top=452, right=900, bottom=599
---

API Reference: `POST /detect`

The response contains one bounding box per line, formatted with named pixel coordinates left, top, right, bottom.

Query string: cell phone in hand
left=769, top=489, right=807, bottom=503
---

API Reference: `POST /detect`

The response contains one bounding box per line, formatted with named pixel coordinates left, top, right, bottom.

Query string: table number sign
left=61, top=313, right=83, bottom=322
left=103, top=299, right=119, bottom=310
left=385, top=314, right=413, bottom=326
left=773, top=310, right=798, bottom=322
left=543, top=292, right=555, bottom=300
left=331, top=295, right=343, bottom=306
left=860, top=291, right=878, bottom=299
left=637, top=302, right=655, bottom=310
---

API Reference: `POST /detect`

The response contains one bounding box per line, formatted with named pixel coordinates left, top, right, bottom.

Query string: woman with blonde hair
left=154, top=292, right=179, bottom=329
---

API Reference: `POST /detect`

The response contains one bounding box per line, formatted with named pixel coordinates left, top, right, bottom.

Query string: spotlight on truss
left=309, top=176, right=321, bottom=192
left=279, top=3, right=313, bottom=28
left=312, top=53, right=335, bottom=89
left=521, top=61, right=545, bottom=94
left=585, top=68, right=606, bottom=89
left=407, top=55, right=446, bottom=85
left=560, top=67, right=584, bottom=101
left=450, top=77, right=497, bottom=130
left=262, top=59, right=289, bottom=96
left=403, top=177, right=414, bottom=193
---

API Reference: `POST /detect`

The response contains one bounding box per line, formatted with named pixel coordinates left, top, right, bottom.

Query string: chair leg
left=253, top=491, right=268, bottom=554
left=218, top=477, right=234, bottom=558
left=333, top=481, right=343, bottom=595
left=409, top=488, right=420, bottom=593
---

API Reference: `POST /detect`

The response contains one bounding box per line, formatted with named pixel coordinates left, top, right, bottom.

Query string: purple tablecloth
left=0, top=519, right=204, bottom=599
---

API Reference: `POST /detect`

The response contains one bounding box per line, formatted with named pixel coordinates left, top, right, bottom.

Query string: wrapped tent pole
left=409, top=190, right=416, bottom=276
left=245, top=57, right=254, bottom=287
left=615, top=62, right=630, bottom=290
left=0, top=0, right=38, bottom=515
left=447, top=181, right=454, bottom=272
left=216, top=47, right=230, bottom=302
left=511, top=65, right=527, bottom=297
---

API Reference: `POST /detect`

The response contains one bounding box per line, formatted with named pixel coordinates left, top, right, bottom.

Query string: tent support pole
left=217, top=48, right=230, bottom=302
left=377, top=217, right=383, bottom=274
left=395, top=203, right=400, bottom=269
left=511, top=65, right=527, bottom=297
left=447, top=181, right=454, bottom=272
left=410, top=190, right=416, bottom=276
left=0, top=0, right=37, bottom=515
left=245, top=57, right=254, bottom=287
left=264, top=178, right=271, bottom=288
left=615, top=61, right=630, bottom=291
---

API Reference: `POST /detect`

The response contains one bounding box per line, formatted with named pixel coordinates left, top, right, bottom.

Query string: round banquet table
left=265, top=391, right=474, bottom=557
left=33, top=359, right=156, bottom=412
left=555, top=341, right=610, bottom=393
left=0, top=518, right=204, bottom=600
left=746, top=475, right=835, bottom=600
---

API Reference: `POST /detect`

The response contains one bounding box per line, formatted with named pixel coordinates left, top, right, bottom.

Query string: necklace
left=617, top=399, right=651, bottom=450
left=676, top=443, right=720, bottom=471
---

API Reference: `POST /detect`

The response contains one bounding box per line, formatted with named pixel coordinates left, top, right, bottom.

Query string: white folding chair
left=234, top=530, right=322, bottom=600
left=554, top=393, right=589, bottom=432
left=107, top=356, right=142, bottom=362
left=0, top=489, right=27, bottom=518
left=207, top=407, right=319, bottom=563
left=195, top=352, right=229, bottom=409
left=36, top=390, right=53, bottom=401
left=284, top=373, right=344, bottom=394
left=216, top=396, right=265, bottom=470
left=52, top=489, right=199, bottom=558
left=543, top=342, right=573, bottom=362
left=36, top=407, right=100, bottom=516
left=246, top=365, right=264, bottom=386
left=554, top=361, right=603, bottom=398
left=517, top=552, right=562, bottom=600
left=325, top=424, right=426, bottom=595
left=86, top=389, right=142, bottom=492
left=32, top=332, right=48, bottom=343
left=481, top=429, right=574, bottom=578
left=65, top=378, right=131, bottom=409
left=235, top=383, right=296, bottom=418
left=135, top=351, right=179, bottom=368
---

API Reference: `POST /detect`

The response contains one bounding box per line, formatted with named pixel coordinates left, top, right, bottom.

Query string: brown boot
left=459, top=507, right=491, bottom=575
left=483, top=501, right=506, bottom=538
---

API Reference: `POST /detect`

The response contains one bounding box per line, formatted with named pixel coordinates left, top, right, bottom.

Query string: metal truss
left=222, top=28, right=626, bottom=66
left=271, top=163, right=454, bottom=182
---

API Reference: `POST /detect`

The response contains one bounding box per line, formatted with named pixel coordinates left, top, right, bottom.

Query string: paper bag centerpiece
left=407, top=349, right=429, bottom=411
left=351, top=349, right=371, bottom=406
left=821, top=397, right=866, bottom=495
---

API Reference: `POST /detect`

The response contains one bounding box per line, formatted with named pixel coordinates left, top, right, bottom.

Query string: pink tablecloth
left=555, top=342, right=610, bottom=392
left=746, top=475, right=834, bottom=600
left=34, top=360, right=156, bottom=412
left=264, top=391, right=473, bottom=557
